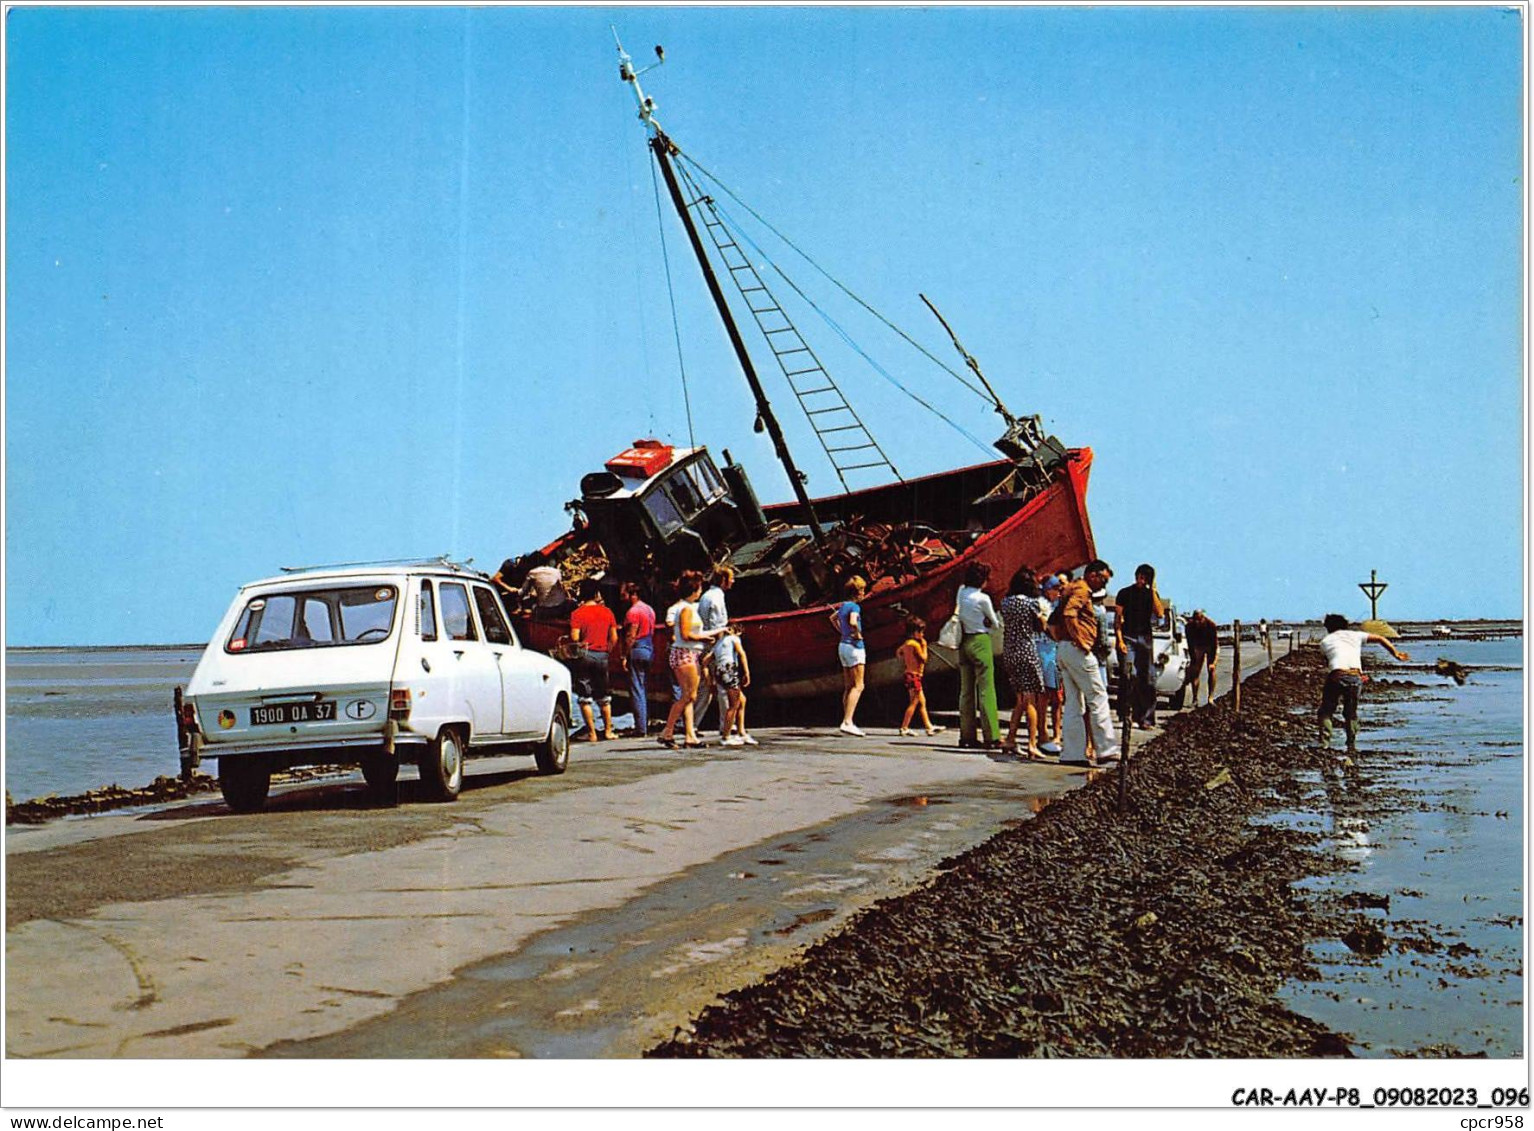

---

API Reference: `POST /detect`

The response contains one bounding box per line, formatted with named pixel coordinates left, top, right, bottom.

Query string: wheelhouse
left=577, top=443, right=756, bottom=580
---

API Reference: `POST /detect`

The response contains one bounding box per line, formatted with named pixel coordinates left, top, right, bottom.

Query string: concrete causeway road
left=4, top=640, right=1276, bottom=1059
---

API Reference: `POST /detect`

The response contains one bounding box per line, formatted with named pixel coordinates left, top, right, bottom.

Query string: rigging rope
left=670, top=157, right=904, bottom=486
left=677, top=152, right=998, bottom=408
left=706, top=196, right=995, bottom=459
left=650, top=153, right=696, bottom=448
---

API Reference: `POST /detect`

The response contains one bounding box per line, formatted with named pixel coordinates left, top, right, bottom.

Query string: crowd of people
left=502, top=552, right=1406, bottom=770
left=536, top=558, right=1200, bottom=766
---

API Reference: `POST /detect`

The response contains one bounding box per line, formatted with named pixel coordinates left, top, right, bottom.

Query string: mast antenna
left=614, top=30, right=665, bottom=135
left=615, top=36, right=829, bottom=544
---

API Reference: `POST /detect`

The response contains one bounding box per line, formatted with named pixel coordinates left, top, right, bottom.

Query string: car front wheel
left=219, top=758, right=271, bottom=813
left=419, top=728, right=464, bottom=801
left=535, top=702, right=570, bottom=776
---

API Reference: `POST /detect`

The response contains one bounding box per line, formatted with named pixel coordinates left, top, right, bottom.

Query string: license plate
left=250, top=701, right=336, bottom=725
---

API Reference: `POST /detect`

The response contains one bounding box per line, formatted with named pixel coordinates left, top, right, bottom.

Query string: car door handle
left=453, top=649, right=465, bottom=659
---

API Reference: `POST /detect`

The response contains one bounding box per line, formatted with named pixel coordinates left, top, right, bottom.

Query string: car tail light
left=389, top=689, right=412, bottom=720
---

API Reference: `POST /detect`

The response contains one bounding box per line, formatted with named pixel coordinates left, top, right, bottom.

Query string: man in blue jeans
left=1113, top=563, right=1164, bottom=729
left=619, top=581, right=656, bottom=737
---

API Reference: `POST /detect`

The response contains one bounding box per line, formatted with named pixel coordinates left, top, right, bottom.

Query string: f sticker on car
left=346, top=700, right=377, bottom=721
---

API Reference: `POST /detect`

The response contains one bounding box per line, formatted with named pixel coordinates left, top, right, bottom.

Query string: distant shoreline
left=6, top=643, right=206, bottom=653
left=3, top=620, right=1525, bottom=652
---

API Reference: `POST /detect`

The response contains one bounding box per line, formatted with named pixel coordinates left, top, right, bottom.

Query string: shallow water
left=4, top=646, right=202, bottom=801
left=1272, top=635, right=1524, bottom=1057
left=3, top=643, right=628, bottom=804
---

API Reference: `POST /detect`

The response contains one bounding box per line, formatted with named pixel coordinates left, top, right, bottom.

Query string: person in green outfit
left=955, top=561, right=1000, bottom=749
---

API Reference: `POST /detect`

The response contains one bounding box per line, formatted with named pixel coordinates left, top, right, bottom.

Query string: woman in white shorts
left=659, top=570, right=717, bottom=749
left=829, top=576, right=868, bottom=736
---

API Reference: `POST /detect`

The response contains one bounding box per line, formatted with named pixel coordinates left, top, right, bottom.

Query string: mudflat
left=650, top=651, right=1519, bottom=1058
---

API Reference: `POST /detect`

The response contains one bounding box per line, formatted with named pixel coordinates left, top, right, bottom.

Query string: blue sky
left=4, top=5, right=1524, bottom=646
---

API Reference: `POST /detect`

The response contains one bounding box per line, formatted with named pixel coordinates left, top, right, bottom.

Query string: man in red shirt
left=569, top=580, right=619, bottom=741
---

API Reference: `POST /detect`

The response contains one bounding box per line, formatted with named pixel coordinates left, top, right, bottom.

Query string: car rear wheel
left=535, top=703, right=570, bottom=776
left=219, top=758, right=271, bottom=813
left=1168, top=684, right=1187, bottom=710
left=419, top=728, right=464, bottom=801
left=360, top=752, right=399, bottom=805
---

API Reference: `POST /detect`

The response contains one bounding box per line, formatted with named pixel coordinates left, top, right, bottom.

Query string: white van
left=180, top=560, right=573, bottom=812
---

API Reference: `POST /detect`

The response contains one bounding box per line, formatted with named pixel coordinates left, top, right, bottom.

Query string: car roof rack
left=277, top=554, right=477, bottom=575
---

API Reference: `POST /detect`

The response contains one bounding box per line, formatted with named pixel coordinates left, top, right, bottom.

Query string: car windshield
left=226, top=585, right=398, bottom=652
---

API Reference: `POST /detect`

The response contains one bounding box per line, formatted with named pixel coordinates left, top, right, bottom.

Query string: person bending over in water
left=1317, top=613, right=1409, bottom=751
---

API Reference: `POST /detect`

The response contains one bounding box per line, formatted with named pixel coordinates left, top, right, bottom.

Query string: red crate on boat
left=605, top=440, right=674, bottom=479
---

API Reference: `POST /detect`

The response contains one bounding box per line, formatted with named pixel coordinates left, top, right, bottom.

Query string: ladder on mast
left=673, top=161, right=901, bottom=492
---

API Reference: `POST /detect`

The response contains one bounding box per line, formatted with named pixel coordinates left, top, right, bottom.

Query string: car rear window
left=439, top=582, right=478, bottom=642
left=226, top=585, right=398, bottom=653
left=473, top=586, right=513, bottom=645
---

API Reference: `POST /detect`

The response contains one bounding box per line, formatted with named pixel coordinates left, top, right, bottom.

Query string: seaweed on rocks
left=650, top=652, right=1363, bottom=1058
left=6, top=774, right=221, bottom=824
left=4, top=764, right=351, bottom=825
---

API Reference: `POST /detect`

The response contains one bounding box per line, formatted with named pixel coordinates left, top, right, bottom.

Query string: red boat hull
left=745, top=448, right=1095, bottom=698
left=519, top=449, right=1096, bottom=702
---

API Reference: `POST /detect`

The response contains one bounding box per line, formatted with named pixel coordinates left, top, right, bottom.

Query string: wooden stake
left=1117, top=652, right=1132, bottom=812
left=1232, top=620, right=1242, bottom=714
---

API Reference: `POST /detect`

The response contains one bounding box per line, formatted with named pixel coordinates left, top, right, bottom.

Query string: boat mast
left=920, top=293, right=1015, bottom=426
left=616, top=35, right=826, bottom=545
left=920, top=292, right=1054, bottom=467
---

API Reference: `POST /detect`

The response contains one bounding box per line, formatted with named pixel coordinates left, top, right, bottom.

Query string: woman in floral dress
left=1000, top=568, right=1048, bottom=759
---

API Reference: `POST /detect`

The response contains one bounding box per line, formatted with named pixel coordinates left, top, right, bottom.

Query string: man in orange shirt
left=1050, top=559, right=1121, bottom=767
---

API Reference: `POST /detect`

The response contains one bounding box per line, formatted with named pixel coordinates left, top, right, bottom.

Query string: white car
left=1107, top=603, right=1191, bottom=710
left=1155, top=610, right=1191, bottom=708
left=179, top=560, right=573, bottom=812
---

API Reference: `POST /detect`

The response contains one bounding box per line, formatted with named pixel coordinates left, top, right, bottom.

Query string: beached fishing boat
left=508, top=40, right=1098, bottom=701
